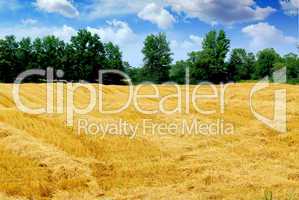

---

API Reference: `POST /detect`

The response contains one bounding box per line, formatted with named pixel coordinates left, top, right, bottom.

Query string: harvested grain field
left=0, top=83, right=298, bottom=200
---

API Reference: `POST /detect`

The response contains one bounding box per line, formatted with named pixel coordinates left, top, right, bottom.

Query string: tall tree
left=30, top=36, right=66, bottom=82
left=42, top=36, right=65, bottom=71
left=188, top=51, right=209, bottom=83
left=169, top=60, right=188, bottom=84
left=245, top=52, right=256, bottom=79
left=142, top=33, right=173, bottom=83
left=0, top=36, right=19, bottom=82
left=69, top=30, right=105, bottom=82
left=228, top=48, right=256, bottom=81
left=283, top=53, right=299, bottom=83
left=216, top=30, right=230, bottom=66
left=32, top=38, right=44, bottom=70
left=16, top=37, right=33, bottom=71
left=105, top=42, right=124, bottom=71
left=200, top=30, right=230, bottom=83
left=124, top=62, right=144, bottom=84
left=255, top=48, right=280, bottom=79
left=103, top=42, right=125, bottom=84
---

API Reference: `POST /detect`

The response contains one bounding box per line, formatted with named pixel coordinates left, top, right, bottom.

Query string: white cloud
left=35, top=0, right=79, bottom=18
left=170, top=34, right=203, bottom=60
left=165, top=0, right=275, bottom=25
left=53, top=25, right=77, bottom=41
left=0, top=24, right=76, bottom=41
left=171, top=35, right=202, bottom=50
left=21, top=18, right=38, bottom=26
left=85, top=0, right=164, bottom=19
left=86, top=20, right=137, bottom=45
left=84, top=0, right=275, bottom=25
left=138, top=3, right=175, bottom=29
left=189, top=35, right=203, bottom=47
left=280, top=0, right=299, bottom=16
left=81, top=0, right=277, bottom=26
left=86, top=20, right=144, bottom=67
left=242, top=22, right=297, bottom=51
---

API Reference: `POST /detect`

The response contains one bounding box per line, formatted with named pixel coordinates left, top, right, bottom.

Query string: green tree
left=105, top=42, right=123, bottom=70
left=216, top=30, right=230, bottom=66
left=30, top=36, right=66, bottom=82
left=61, top=43, right=75, bottom=81
left=169, top=60, right=188, bottom=84
left=142, top=33, right=173, bottom=83
left=188, top=51, right=209, bottom=83
left=16, top=37, right=33, bottom=71
left=42, top=36, right=65, bottom=71
left=124, top=62, right=144, bottom=84
left=32, top=38, right=43, bottom=70
left=228, top=48, right=256, bottom=81
left=199, top=30, right=230, bottom=83
left=283, top=53, right=299, bottom=83
left=0, top=36, right=19, bottom=82
left=255, top=48, right=280, bottom=79
left=103, top=42, right=125, bottom=84
left=69, top=29, right=105, bottom=82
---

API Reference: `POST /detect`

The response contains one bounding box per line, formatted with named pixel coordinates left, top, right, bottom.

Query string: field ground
left=0, top=83, right=298, bottom=200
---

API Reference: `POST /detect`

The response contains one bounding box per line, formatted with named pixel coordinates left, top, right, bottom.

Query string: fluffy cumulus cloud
left=165, top=0, right=275, bottom=25
left=280, top=0, right=299, bottom=16
left=53, top=25, right=77, bottom=41
left=138, top=3, right=175, bottom=29
left=171, top=35, right=203, bottom=60
left=35, top=0, right=79, bottom=18
left=86, top=20, right=144, bottom=67
left=85, top=0, right=164, bottom=19
left=0, top=24, right=77, bottom=41
left=84, top=0, right=275, bottom=25
left=87, top=20, right=137, bottom=45
left=0, top=19, right=138, bottom=45
left=242, top=22, right=297, bottom=51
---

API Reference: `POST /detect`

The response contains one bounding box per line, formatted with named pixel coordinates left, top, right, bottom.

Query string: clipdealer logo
left=250, top=67, right=287, bottom=133
left=11, top=67, right=288, bottom=134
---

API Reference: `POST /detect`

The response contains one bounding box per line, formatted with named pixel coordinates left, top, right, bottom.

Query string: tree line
left=130, top=30, right=299, bottom=84
left=0, top=29, right=298, bottom=84
left=0, top=30, right=125, bottom=84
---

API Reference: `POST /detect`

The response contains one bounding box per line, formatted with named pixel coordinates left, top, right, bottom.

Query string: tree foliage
left=0, top=36, right=19, bottom=82
left=189, top=30, right=230, bottom=83
left=69, top=30, right=105, bottom=81
left=169, top=61, right=188, bottom=84
left=0, top=30, right=125, bottom=84
left=283, top=53, right=299, bottom=83
left=228, top=48, right=255, bottom=81
left=103, top=42, right=125, bottom=84
left=255, top=48, right=281, bottom=79
left=0, top=29, right=298, bottom=84
left=142, top=33, right=173, bottom=83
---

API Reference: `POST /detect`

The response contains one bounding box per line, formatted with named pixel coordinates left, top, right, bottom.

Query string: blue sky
left=0, top=0, right=298, bottom=67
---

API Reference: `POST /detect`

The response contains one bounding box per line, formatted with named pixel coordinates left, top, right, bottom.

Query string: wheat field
left=0, top=83, right=298, bottom=200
